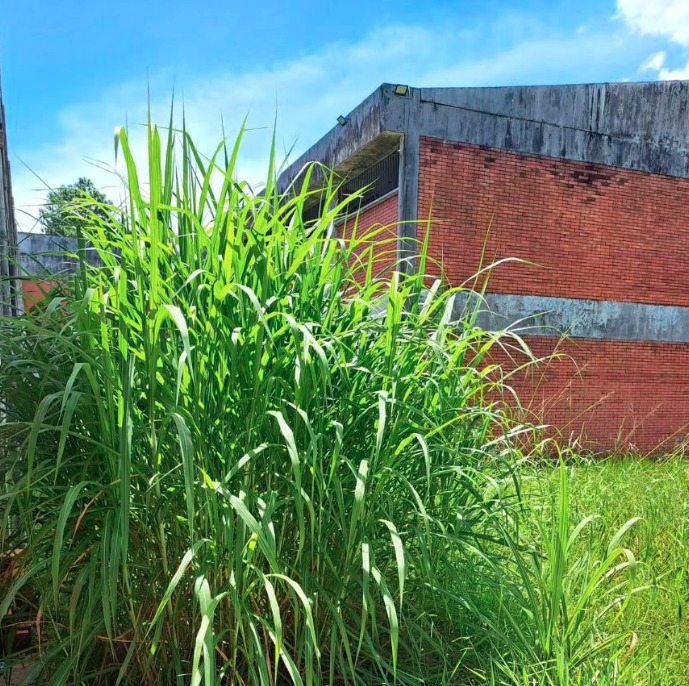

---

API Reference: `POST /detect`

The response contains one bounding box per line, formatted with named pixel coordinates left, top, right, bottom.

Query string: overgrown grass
left=478, top=455, right=689, bottom=686
left=0, top=118, right=645, bottom=685
left=561, top=457, right=689, bottom=685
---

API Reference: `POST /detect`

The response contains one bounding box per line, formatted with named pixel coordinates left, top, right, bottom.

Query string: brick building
left=277, top=82, right=689, bottom=453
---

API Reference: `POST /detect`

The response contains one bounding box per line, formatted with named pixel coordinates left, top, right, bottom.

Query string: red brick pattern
left=338, top=193, right=398, bottom=281
left=490, top=337, right=689, bottom=454
left=418, top=137, right=689, bottom=453
left=418, top=138, right=689, bottom=305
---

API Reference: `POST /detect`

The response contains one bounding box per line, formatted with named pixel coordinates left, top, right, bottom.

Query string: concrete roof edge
left=276, top=79, right=689, bottom=192
left=416, top=79, right=689, bottom=92
left=276, top=84, right=397, bottom=193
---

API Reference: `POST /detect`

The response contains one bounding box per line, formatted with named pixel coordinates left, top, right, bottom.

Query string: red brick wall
left=418, top=138, right=689, bottom=305
left=493, top=337, right=689, bottom=453
left=418, top=137, right=689, bottom=453
left=338, top=192, right=398, bottom=281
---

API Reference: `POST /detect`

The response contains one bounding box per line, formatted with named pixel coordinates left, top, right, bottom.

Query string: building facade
left=277, top=82, right=689, bottom=453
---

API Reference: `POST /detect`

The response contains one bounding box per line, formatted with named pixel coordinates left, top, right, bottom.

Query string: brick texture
left=418, top=138, right=689, bottom=305
left=419, top=137, right=689, bottom=453
left=338, top=192, right=398, bottom=281
left=491, top=337, right=689, bottom=453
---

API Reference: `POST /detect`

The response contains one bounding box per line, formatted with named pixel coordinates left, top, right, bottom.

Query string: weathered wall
left=492, top=337, right=689, bottom=453
left=0, top=70, right=18, bottom=316
left=16, top=232, right=97, bottom=276
left=277, top=81, right=689, bottom=270
left=414, top=82, right=689, bottom=163
left=17, top=232, right=103, bottom=309
left=419, top=137, right=689, bottom=452
left=419, top=138, right=689, bottom=305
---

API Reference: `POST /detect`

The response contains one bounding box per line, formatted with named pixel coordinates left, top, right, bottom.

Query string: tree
left=38, top=177, right=111, bottom=237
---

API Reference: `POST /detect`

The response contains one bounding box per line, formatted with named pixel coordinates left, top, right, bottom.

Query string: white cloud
left=640, top=51, right=667, bottom=72
left=10, top=23, right=631, bottom=231
left=617, top=0, right=689, bottom=45
left=11, top=26, right=435, bottom=231
left=617, top=2, right=689, bottom=87
left=657, top=62, right=689, bottom=80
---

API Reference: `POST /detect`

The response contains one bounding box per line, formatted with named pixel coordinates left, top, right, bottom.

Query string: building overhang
left=278, top=80, right=689, bottom=194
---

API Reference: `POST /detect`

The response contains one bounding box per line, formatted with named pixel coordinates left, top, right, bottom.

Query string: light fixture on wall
left=337, top=115, right=348, bottom=126
left=394, top=84, right=409, bottom=96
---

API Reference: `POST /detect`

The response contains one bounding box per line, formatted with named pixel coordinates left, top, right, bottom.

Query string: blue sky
left=2, top=0, right=689, bottom=229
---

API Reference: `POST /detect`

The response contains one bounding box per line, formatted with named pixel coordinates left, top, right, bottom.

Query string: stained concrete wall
left=277, top=81, right=689, bottom=277
left=416, top=82, right=689, bottom=147
left=453, top=293, right=689, bottom=344
left=281, top=81, right=689, bottom=183
left=17, top=232, right=102, bottom=278
left=0, top=70, right=18, bottom=317
left=408, top=83, right=689, bottom=180
left=277, top=86, right=394, bottom=192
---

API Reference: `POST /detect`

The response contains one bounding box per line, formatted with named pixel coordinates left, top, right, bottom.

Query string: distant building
left=277, top=81, right=689, bottom=453
left=0, top=68, right=18, bottom=317
left=15, top=232, right=104, bottom=309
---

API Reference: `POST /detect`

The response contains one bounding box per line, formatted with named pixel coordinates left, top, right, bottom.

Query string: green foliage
left=480, top=455, right=689, bottom=686
left=482, top=459, right=641, bottom=685
left=0, top=117, right=641, bottom=685
left=559, top=457, right=689, bottom=686
left=38, top=177, right=112, bottom=237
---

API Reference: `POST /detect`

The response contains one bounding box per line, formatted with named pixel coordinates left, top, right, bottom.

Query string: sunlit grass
left=0, top=115, right=648, bottom=685
left=563, top=457, right=689, bottom=686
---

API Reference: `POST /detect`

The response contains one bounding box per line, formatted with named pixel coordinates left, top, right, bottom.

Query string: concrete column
left=0, top=68, right=18, bottom=317
left=396, top=131, right=420, bottom=274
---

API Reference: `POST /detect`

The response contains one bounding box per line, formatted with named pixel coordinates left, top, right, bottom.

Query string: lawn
left=457, top=455, right=689, bottom=685
left=563, top=457, right=689, bottom=685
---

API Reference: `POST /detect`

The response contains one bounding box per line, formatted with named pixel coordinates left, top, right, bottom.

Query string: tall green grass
left=561, top=457, right=689, bottom=686
left=482, top=459, right=641, bottom=686
left=0, top=118, right=640, bottom=685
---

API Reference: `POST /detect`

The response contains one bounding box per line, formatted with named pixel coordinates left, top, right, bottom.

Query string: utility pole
left=0, top=64, right=18, bottom=317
